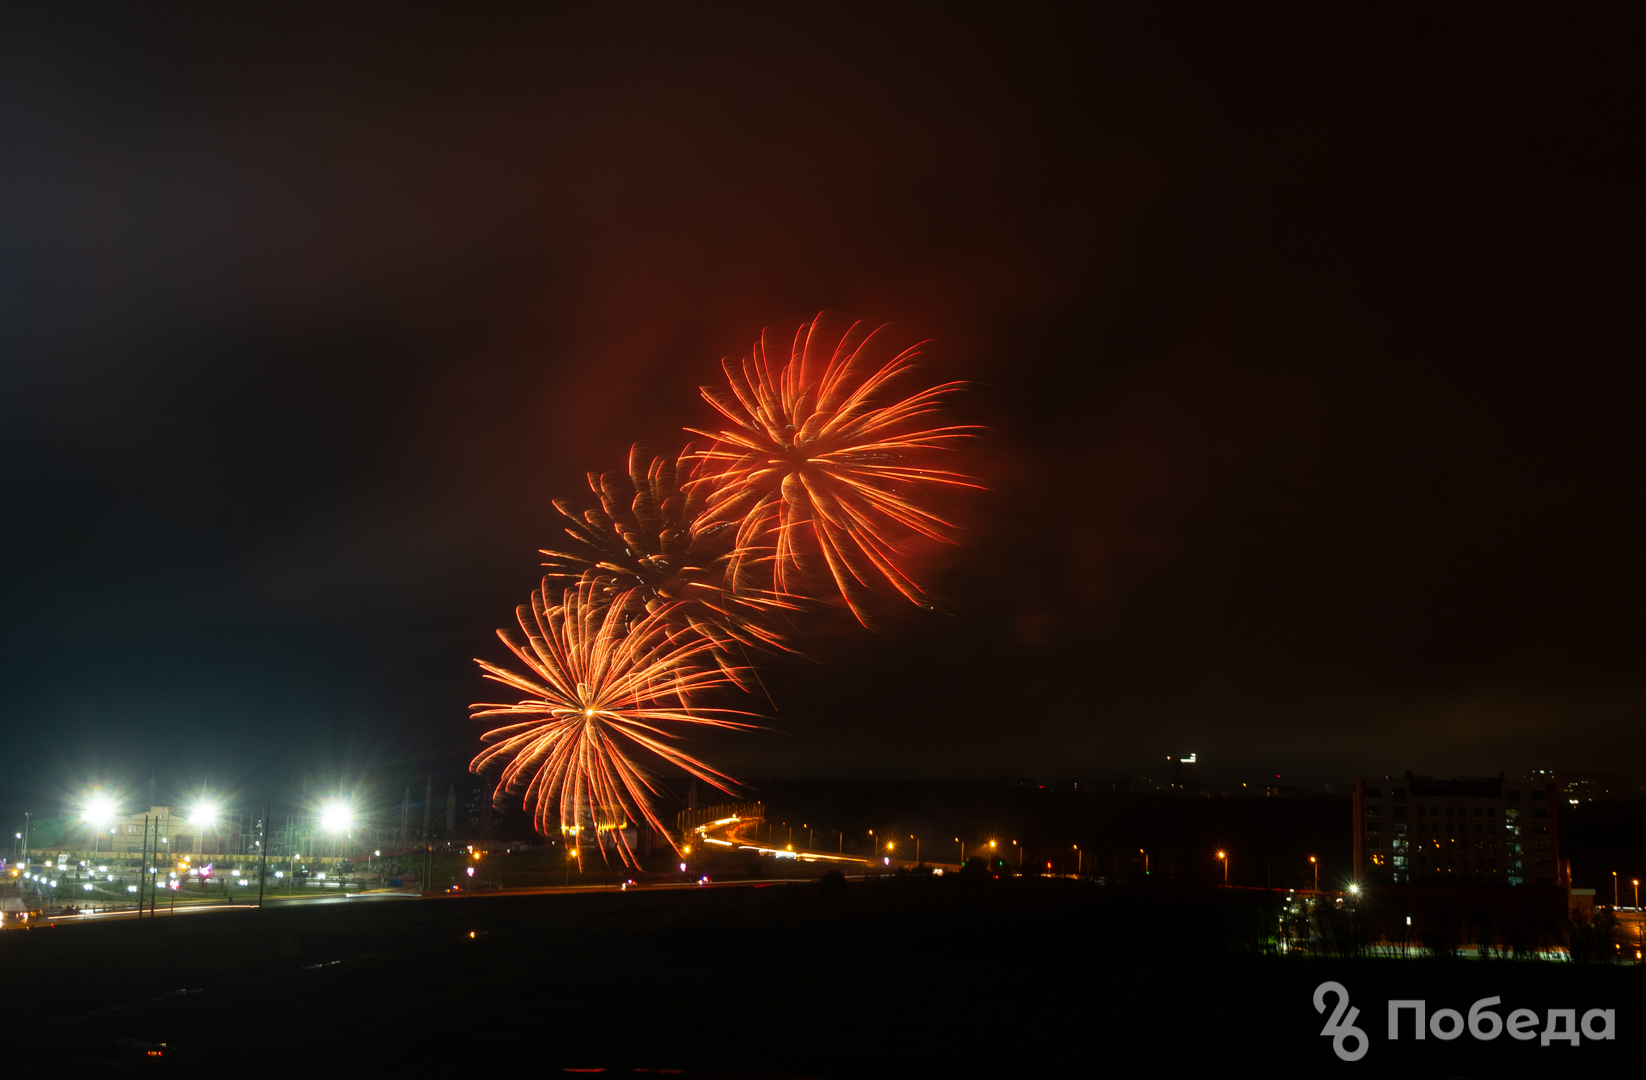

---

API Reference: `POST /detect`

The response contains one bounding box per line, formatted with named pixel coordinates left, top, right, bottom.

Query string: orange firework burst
left=469, top=580, right=756, bottom=865
left=689, top=317, right=981, bottom=623
left=539, top=445, right=794, bottom=652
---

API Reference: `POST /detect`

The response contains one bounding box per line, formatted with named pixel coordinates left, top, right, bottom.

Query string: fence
left=676, top=802, right=764, bottom=836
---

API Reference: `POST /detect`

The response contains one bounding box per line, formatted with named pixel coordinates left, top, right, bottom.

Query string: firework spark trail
left=539, top=445, right=797, bottom=654
left=688, top=317, right=982, bottom=624
left=469, top=580, right=757, bottom=865
left=470, top=316, right=981, bottom=863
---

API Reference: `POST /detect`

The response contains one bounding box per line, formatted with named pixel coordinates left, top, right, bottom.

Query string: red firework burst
left=688, top=317, right=981, bottom=623
left=469, top=580, right=756, bottom=865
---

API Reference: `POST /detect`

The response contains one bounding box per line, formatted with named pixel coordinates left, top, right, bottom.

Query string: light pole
left=82, top=795, right=115, bottom=861
left=1310, top=855, right=1318, bottom=893
left=320, top=801, right=355, bottom=889
left=1613, top=871, right=1619, bottom=908
left=1073, top=845, right=1081, bottom=876
left=1140, top=848, right=1148, bottom=876
left=1216, top=850, right=1228, bottom=885
left=1635, top=879, right=1640, bottom=911
left=956, top=838, right=963, bottom=867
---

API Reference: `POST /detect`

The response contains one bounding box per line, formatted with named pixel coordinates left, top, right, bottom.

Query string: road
left=2, top=814, right=965, bottom=931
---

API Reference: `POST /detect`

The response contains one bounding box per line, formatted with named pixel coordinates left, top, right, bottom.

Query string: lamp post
left=1216, top=850, right=1228, bottom=885
left=1140, top=848, right=1148, bottom=876
left=1073, top=844, right=1081, bottom=876
left=1635, top=879, right=1640, bottom=911
left=956, top=838, right=963, bottom=867
left=82, top=795, right=115, bottom=861
left=1310, top=855, right=1318, bottom=893
left=1613, top=871, right=1619, bottom=908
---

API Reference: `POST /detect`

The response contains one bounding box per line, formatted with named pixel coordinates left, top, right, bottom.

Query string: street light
left=320, top=801, right=355, bottom=861
left=82, top=795, right=116, bottom=858
left=1140, top=848, right=1148, bottom=876
left=1310, top=855, right=1318, bottom=893
left=1072, top=844, right=1081, bottom=876
left=1216, top=850, right=1228, bottom=885
left=1635, top=879, right=1640, bottom=911
left=190, top=799, right=220, bottom=861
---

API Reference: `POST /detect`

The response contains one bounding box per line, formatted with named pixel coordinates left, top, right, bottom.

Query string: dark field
left=5, top=875, right=1640, bottom=1075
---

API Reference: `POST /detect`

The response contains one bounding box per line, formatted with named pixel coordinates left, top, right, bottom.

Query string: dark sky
left=2, top=8, right=1640, bottom=816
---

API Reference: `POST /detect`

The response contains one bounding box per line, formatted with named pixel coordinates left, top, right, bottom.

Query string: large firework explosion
left=473, top=315, right=976, bottom=860
left=469, top=580, right=756, bottom=865
left=689, top=318, right=981, bottom=624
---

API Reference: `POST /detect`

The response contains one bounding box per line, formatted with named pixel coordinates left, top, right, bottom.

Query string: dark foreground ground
left=5, top=877, right=1639, bottom=1075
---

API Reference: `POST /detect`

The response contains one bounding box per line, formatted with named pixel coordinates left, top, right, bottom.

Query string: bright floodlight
left=189, top=800, right=220, bottom=827
left=82, top=795, right=116, bottom=825
left=320, top=801, right=354, bottom=833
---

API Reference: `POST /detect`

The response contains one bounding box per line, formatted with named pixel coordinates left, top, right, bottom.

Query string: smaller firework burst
left=470, top=580, right=756, bottom=865
left=540, top=445, right=795, bottom=653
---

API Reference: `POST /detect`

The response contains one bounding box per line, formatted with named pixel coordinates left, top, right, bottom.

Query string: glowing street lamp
left=1216, top=850, right=1228, bottom=885
left=82, top=795, right=116, bottom=858
left=320, top=801, right=355, bottom=862
left=1310, top=855, right=1319, bottom=893
left=190, top=800, right=220, bottom=860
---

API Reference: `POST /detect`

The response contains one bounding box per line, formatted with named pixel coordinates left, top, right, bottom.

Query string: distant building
left=1353, top=773, right=1561, bottom=890
left=1110, top=772, right=1153, bottom=796
left=1553, top=771, right=1631, bottom=805
left=105, top=806, right=179, bottom=855
left=99, top=806, right=242, bottom=858
left=1166, top=754, right=1197, bottom=791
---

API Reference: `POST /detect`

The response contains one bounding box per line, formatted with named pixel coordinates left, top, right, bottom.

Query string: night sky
left=2, top=9, right=1640, bottom=817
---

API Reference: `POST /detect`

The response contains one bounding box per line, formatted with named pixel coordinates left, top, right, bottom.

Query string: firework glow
left=470, top=580, right=757, bottom=865
left=473, top=315, right=978, bottom=861
left=689, top=318, right=981, bottom=623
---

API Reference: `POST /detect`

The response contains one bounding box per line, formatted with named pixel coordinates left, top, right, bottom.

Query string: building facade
left=1353, top=773, right=1561, bottom=889
left=101, top=806, right=243, bottom=857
